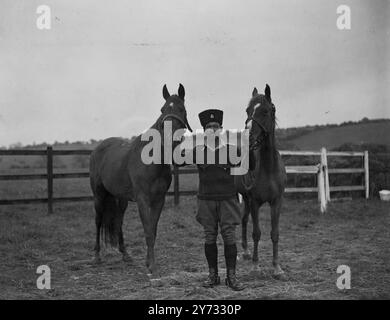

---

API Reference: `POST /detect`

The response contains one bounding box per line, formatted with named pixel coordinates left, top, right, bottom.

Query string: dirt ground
left=0, top=197, right=389, bottom=299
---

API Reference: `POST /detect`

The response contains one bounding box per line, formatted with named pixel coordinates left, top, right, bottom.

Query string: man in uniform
left=184, top=109, right=246, bottom=291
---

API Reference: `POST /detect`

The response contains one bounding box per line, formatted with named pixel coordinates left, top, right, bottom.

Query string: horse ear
left=178, top=83, right=185, bottom=100
left=252, top=87, right=258, bottom=97
left=163, top=84, right=170, bottom=100
left=265, top=84, right=271, bottom=102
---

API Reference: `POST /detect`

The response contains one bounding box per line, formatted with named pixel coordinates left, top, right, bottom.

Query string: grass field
left=0, top=196, right=389, bottom=300
left=287, top=121, right=390, bottom=150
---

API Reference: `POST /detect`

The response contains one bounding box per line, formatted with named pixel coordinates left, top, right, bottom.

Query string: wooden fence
left=279, top=148, right=369, bottom=213
left=173, top=148, right=369, bottom=213
left=0, top=147, right=92, bottom=213
left=0, top=147, right=369, bottom=213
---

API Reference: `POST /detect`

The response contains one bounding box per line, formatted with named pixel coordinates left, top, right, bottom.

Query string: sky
left=0, top=0, right=389, bottom=146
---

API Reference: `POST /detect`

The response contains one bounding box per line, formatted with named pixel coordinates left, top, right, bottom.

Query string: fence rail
left=0, top=147, right=370, bottom=213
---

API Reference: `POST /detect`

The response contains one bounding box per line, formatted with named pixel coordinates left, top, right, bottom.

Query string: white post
left=364, top=151, right=369, bottom=199
left=317, top=164, right=327, bottom=213
left=321, top=147, right=330, bottom=202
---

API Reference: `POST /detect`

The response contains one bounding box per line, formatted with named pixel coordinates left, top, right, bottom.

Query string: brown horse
left=89, top=84, right=192, bottom=274
left=235, top=84, right=287, bottom=278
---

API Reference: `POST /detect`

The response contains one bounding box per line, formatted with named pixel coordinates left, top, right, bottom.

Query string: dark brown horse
left=89, top=84, right=192, bottom=274
left=235, top=84, right=287, bottom=278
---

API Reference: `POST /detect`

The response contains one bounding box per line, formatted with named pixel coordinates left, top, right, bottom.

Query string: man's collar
left=204, top=139, right=235, bottom=151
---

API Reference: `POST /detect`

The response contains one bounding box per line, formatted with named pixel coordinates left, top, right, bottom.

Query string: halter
left=248, top=116, right=269, bottom=150
left=160, top=113, right=192, bottom=132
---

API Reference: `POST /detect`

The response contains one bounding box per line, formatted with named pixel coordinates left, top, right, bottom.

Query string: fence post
left=321, top=147, right=330, bottom=202
left=173, top=165, right=179, bottom=205
left=47, top=146, right=53, bottom=214
left=317, top=163, right=327, bottom=213
left=364, top=151, right=369, bottom=199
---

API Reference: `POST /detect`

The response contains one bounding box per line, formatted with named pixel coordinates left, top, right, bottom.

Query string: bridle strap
left=250, top=116, right=269, bottom=135
left=161, top=113, right=188, bottom=130
left=249, top=116, right=269, bottom=150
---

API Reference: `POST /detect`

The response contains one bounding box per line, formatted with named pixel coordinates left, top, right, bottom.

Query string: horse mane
left=129, top=95, right=186, bottom=151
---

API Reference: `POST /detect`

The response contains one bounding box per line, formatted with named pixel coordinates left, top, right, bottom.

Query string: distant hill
left=2, top=118, right=389, bottom=152
left=276, top=118, right=390, bottom=150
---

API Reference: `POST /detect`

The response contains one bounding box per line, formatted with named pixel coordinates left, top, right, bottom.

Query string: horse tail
left=100, top=194, right=121, bottom=247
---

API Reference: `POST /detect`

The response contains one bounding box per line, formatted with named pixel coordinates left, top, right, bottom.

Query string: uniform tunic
left=182, top=143, right=243, bottom=245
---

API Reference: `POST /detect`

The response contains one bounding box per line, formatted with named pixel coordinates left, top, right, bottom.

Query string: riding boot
left=224, top=244, right=245, bottom=291
left=203, top=243, right=220, bottom=287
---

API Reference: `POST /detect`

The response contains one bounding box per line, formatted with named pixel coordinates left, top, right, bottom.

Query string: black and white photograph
left=0, top=0, right=389, bottom=304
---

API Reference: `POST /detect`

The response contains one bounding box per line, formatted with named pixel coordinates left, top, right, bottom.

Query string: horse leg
left=147, top=197, right=165, bottom=272
left=93, top=197, right=104, bottom=264
left=117, top=198, right=131, bottom=262
left=270, top=198, right=285, bottom=279
left=137, top=194, right=157, bottom=274
left=250, top=200, right=261, bottom=263
left=242, top=196, right=251, bottom=260
left=150, top=197, right=165, bottom=239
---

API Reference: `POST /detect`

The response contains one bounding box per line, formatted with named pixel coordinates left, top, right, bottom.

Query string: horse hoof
left=251, top=264, right=261, bottom=272
left=93, top=257, right=102, bottom=265
left=273, top=270, right=287, bottom=281
left=242, top=253, right=251, bottom=260
left=150, top=277, right=164, bottom=287
left=122, top=254, right=132, bottom=263
left=147, top=265, right=157, bottom=275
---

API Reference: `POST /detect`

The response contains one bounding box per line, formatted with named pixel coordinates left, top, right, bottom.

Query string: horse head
left=245, top=84, right=276, bottom=150
left=160, top=83, right=192, bottom=136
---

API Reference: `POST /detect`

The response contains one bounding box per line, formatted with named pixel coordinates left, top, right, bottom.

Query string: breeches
left=196, top=198, right=242, bottom=245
